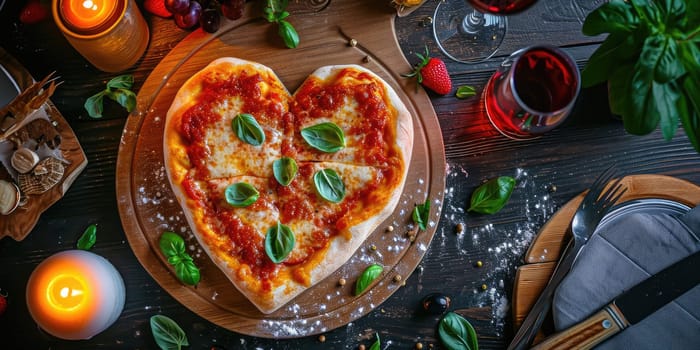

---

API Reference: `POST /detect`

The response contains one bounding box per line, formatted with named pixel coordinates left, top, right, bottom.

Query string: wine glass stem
left=462, top=10, right=486, bottom=35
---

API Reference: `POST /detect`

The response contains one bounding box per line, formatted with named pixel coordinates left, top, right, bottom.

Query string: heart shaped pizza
left=164, top=57, right=413, bottom=314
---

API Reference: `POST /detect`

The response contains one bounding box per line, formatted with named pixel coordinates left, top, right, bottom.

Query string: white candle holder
left=26, top=250, right=126, bottom=340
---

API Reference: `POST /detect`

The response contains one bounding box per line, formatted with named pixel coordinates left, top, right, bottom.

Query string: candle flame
left=82, top=0, right=98, bottom=11
left=47, top=275, right=86, bottom=310
left=59, top=286, right=84, bottom=298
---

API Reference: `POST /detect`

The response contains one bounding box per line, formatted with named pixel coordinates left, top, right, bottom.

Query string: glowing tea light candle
left=26, top=250, right=125, bottom=340
left=52, top=0, right=149, bottom=72
left=60, top=0, right=116, bottom=31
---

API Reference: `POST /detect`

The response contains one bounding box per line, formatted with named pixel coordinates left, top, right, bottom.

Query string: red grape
left=165, top=0, right=191, bottom=15
left=166, top=0, right=246, bottom=32
left=220, top=0, right=244, bottom=20
left=200, top=8, right=220, bottom=33
left=174, top=1, right=202, bottom=29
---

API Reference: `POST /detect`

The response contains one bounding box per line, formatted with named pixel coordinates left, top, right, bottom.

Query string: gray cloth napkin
left=552, top=204, right=700, bottom=349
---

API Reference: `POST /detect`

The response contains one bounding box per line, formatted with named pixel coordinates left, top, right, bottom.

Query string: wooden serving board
left=511, top=174, right=700, bottom=342
left=116, top=0, right=445, bottom=339
left=0, top=48, right=88, bottom=241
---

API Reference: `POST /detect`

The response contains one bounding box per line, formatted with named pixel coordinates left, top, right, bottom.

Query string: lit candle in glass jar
left=52, top=0, right=149, bottom=72
left=26, top=250, right=126, bottom=340
left=60, top=0, right=117, bottom=31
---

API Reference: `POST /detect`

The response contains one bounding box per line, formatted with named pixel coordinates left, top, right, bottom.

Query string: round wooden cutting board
left=512, top=174, right=700, bottom=342
left=115, top=0, right=445, bottom=339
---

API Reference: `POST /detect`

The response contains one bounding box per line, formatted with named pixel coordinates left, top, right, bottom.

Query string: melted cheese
left=204, top=99, right=282, bottom=178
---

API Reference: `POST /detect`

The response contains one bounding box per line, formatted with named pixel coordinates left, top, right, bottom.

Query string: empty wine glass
left=433, top=0, right=538, bottom=63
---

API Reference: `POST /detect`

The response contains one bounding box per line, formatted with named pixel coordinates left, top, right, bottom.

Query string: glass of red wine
left=433, top=0, right=538, bottom=63
left=484, top=45, right=580, bottom=139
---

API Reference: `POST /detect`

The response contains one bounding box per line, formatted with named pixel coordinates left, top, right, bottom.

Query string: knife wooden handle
left=530, top=303, right=630, bottom=350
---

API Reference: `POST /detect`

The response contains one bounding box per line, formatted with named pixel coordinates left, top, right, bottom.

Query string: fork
left=507, top=166, right=628, bottom=350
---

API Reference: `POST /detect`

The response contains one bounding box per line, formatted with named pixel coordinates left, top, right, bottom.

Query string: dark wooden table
left=2, top=0, right=699, bottom=349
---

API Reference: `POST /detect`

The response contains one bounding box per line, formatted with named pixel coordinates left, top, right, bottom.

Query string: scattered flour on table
left=441, top=166, right=560, bottom=335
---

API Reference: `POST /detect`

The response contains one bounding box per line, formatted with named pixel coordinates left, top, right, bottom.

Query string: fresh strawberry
left=404, top=47, right=452, bottom=95
left=144, top=0, right=173, bottom=18
left=19, top=0, right=49, bottom=24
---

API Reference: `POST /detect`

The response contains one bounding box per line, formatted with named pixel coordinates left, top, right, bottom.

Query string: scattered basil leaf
left=438, top=312, right=479, bottom=350
left=106, top=74, right=134, bottom=90
left=76, top=224, right=97, bottom=250
left=159, top=231, right=186, bottom=257
left=175, top=260, right=201, bottom=286
left=159, top=232, right=200, bottom=286
left=265, top=221, right=295, bottom=263
left=84, top=74, right=136, bottom=118
left=412, top=199, right=430, bottom=231
left=150, top=315, right=189, bottom=350
left=106, top=88, right=137, bottom=113
left=84, top=92, right=105, bottom=118
left=265, top=0, right=300, bottom=49
left=225, top=182, right=260, bottom=207
left=455, top=85, right=476, bottom=99
left=369, top=333, right=381, bottom=350
left=232, top=113, right=265, bottom=146
left=313, top=168, right=346, bottom=203
left=278, top=19, right=300, bottom=49
left=468, top=176, right=515, bottom=214
left=167, top=255, right=183, bottom=266
left=301, top=122, right=346, bottom=153
left=273, top=157, right=298, bottom=186
left=354, top=263, right=383, bottom=296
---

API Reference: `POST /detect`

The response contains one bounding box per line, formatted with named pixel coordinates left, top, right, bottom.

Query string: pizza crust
left=164, top=58, right=413, bottom=314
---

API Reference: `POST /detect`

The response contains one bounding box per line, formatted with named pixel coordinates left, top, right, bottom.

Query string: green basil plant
left=581, top=0, right=700, bottom=151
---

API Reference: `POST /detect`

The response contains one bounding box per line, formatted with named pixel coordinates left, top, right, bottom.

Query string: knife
left=531, top=249, right=700, bottom=350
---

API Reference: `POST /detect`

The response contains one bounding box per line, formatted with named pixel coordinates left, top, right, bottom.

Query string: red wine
left=485, top=46, right=579, bottom=139
left=467, top=0, right=538, bottom=14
